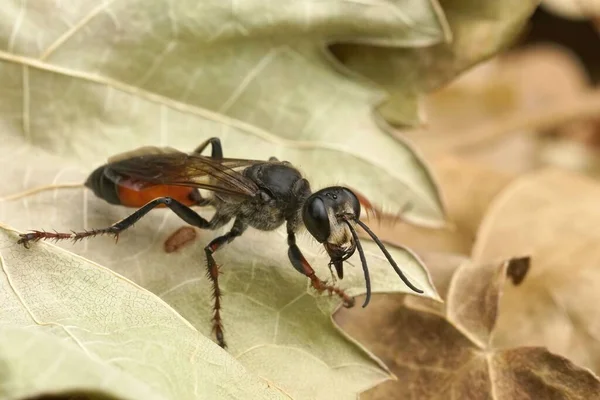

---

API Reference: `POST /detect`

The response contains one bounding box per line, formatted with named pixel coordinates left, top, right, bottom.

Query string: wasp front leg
left=286, top=229, right=355, bottom=308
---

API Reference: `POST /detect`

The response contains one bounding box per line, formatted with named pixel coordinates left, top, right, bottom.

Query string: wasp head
left=302, top=187, right=359, bottom=279
left=302, top=186, right=423, bottom=308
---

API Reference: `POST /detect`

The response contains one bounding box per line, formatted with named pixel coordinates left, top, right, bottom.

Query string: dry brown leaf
left=369, top=156, right=513, bottom=255
left=423, top=43, right=591, bottom=141
left=330, top=0, right=540, bottom=127
left=365, top=218, right=470, bottom=256
left=401, top=44, right=580, bottom=128
left=336, top=256, right=600, bottom=399
left=401, top=251, right=468, bottom=316
left=473, top=168, right=600, bottom=375
left=429, top=156, right=514, bottom=238
left=402, top=44, right=597, bottom=174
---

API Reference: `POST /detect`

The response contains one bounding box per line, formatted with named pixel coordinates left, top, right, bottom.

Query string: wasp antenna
left=355, top=219, right=423, bottom=294
left=345, top=220, right=371, bottom=308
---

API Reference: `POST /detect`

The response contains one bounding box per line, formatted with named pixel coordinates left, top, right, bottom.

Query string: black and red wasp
left=17, top=137, right=422, bottom=348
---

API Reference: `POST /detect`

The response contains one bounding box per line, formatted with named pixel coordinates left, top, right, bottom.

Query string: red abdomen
left=117, top=184, right=197, bottom=208
left=85, top=164, right=200, bottom=208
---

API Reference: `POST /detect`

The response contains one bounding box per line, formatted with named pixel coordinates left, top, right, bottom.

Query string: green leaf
left=0, top=0, right=450, bottom=226
left=0, top=0, right=510, bottom=397
left=0, top=227, right=286, bottom=400
left=0, top=183, right=440, bottom=398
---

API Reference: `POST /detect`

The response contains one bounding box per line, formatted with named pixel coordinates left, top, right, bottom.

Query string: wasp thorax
left=302, top=186, right=361, bottom=243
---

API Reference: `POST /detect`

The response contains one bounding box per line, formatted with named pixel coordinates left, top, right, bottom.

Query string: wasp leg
left=17, top=197, right=230, bottom=246
left=167, top=136, right=223, bottom=249
left=204, top=219, right=246, bottom=349
left=184, top=137, right=223, bottom=208
left=286, top=229, right=355, bottom=308
left=192, top=137, right=223, bottom=159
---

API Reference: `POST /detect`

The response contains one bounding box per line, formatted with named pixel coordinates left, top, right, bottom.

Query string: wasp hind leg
left=204, top=219, right=246, bottom=348
left=17, top=197, right=229, bottom=247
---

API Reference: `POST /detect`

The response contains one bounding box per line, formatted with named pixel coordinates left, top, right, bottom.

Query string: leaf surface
left=1, top=183, right=439, bottom=398
left=0, top=227, right=286, bottom=400
left=0, top=0, right=535, bottom=396
left=473, top=169, right=600, bottom=376
left=336, top=255, right=600, bottom=399
left=0, top=0, right=453, bottom=226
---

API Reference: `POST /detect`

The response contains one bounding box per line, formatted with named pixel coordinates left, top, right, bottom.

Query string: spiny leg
left=204, top=219, right=246, bottom=348
left=18, top=197, right=229, bottom=247
left=286, top=228, right=355, bottom=308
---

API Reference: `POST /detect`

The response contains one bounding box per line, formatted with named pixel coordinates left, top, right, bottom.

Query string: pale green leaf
left=0, top=181, right=439, bottom=398
left=0, top=227, right=286, bottom=400
left=0, top=0, right=451, bottom=226
left=0, top=1, right=449, bottom=397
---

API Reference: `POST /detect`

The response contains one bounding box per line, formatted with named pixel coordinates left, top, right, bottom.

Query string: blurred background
left=369, top=2, right=600, bottom=255
left=408, top=2, right=599, bottom=174
left=337, top=4, right=600, bottom=398
left=405, top=3, right=600, bottom=174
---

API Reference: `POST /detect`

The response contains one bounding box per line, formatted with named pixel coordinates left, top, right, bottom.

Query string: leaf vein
left=7, top=0, right=27, bottom=53
left=39, top=0, right=120, bottom=60
left=0, top=49, right=441, bottom=215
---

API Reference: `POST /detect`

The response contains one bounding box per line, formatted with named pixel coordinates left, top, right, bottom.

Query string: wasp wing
left=107, top=146, right=184, bottom=163
left=104, top=150, right=266, bottom=198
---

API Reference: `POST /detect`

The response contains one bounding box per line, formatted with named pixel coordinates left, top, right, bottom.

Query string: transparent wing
left=104, top=149, right=268, bottom=198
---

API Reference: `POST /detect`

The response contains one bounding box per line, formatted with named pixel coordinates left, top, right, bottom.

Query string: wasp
left=17, top=137, right=422, bottom=348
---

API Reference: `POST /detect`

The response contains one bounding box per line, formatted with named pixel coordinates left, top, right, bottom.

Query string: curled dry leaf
left=473, top=168, right=600, bottom=376
left=330, top=0, right=540, bottom=126
left=0, top=227, right=286, bottom=400
left=336, top=255, right=600, bottom=399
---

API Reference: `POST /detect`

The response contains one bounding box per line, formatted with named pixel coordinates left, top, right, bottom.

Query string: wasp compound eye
left=303, top=195, right=330, bottom=242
